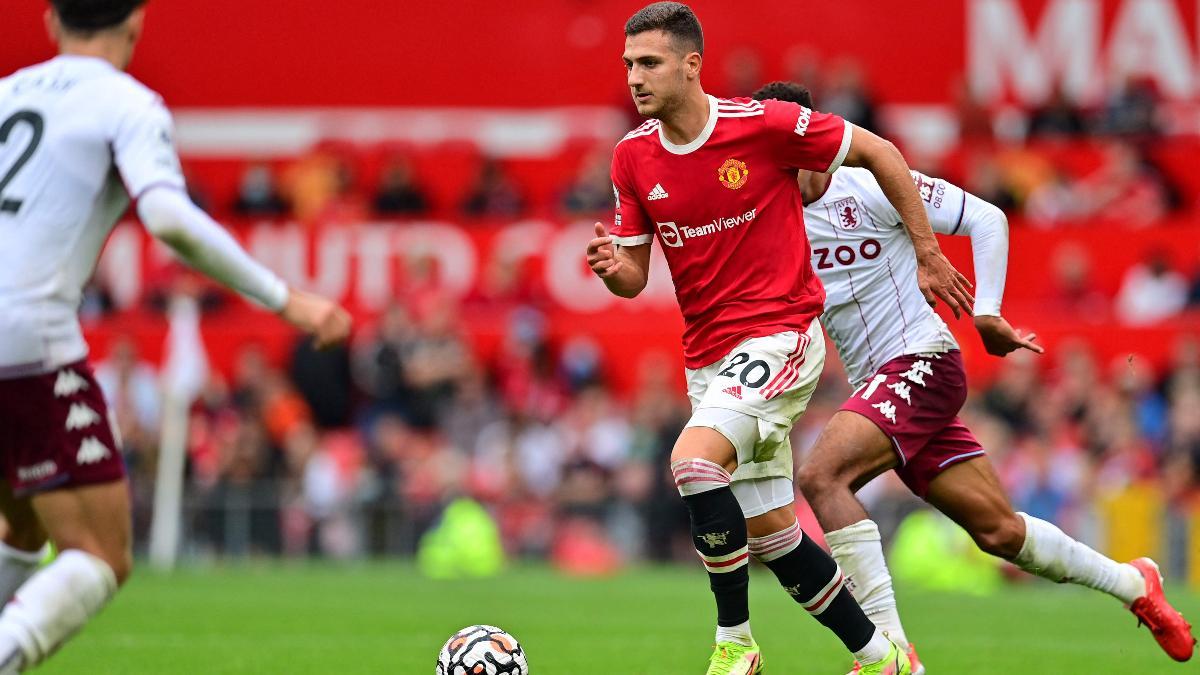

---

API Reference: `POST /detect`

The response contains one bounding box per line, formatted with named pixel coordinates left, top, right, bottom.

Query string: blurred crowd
left=99, top=290, right=1200, bottom=583
left=93, top=51, right=1200, bottom=577
left=175, top=55, right=1196, bottom=231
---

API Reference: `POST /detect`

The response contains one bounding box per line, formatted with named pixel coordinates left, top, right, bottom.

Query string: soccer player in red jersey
left=0, top=2, right=351, bottom=671
left=749, top=81, right=1195, bottom=670
left=586, top=4, right=971, bottom=673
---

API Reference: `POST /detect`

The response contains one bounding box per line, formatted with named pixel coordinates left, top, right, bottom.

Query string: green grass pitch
left=40, top=563, right=1198, bottom=673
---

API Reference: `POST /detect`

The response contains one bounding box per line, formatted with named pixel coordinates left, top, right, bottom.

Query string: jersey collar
left=658, top=95, right=718, bottom=156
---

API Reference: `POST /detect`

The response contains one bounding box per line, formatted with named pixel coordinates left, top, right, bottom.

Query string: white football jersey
left=0, top=55, right=184, bottom=376
left=804, top=167, right=967, bottom=387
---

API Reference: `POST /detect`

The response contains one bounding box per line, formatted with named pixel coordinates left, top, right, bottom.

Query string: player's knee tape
left=747, top=518, right=802, bottom=562
left=670, top=458, right=732, bottom=497
left=730, top=476, right=795, bottom=519
left=685, top=407, right=760, bottom=463
left=0, top=549, right=117, bottom=665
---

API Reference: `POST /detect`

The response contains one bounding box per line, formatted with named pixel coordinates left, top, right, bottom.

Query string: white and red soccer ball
left=436, top=625, right=529, bottom=675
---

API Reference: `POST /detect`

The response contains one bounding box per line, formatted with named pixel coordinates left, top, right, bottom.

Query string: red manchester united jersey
left=611, top=95, right=852, bottom=369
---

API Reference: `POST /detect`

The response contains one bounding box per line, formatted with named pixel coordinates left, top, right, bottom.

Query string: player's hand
left=917, top=250, right=975, bottom=319
left=586, top=222, right=624, bottom=279
left=974, top=315, right=1043, bottom=357
left=279, top=289, right=353, bottom=349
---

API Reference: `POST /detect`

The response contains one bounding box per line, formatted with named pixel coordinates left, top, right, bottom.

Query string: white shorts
left=683, top=321, right=826, bottom=493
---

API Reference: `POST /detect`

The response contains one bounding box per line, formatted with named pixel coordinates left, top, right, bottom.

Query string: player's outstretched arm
left=929, top=186, right=1042, bottom=357
left=137, top=186, right=351, bottom=348
left=586, top=222, right=650, bottom=298
left=842, top=126, right=975, bottom=318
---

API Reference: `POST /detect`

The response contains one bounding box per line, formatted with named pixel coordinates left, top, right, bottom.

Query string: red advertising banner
left=4, top=1, right=1199, bottom=108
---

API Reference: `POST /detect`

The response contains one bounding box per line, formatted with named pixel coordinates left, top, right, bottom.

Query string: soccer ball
left=435, top=624, right=529, bottom=674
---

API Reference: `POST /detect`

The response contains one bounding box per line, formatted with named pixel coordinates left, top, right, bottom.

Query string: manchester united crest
left=717, top=159, right=749, bottom=190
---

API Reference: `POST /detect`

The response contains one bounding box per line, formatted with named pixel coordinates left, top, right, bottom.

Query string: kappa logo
left=53, top=369, right=89, bottom=397
left=65, top=403, right=101, bottom=431
left=832, top=196, right=862, bottom=230
left=76, top=437, right=111, bottom=466
left=647, top=183, right=669, bottom=201
left=698, top=531, right=730, bottom=547
left=722, top=385, right=743, bottom=400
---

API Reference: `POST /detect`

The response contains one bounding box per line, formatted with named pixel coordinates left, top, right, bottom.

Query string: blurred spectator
left=1024, top=168, right=1081, bottom=224
left=953, top=80, right=994, bottom=142
left=461, top=159, right=524, bottom=218
left=282, top=149, right=343, bottom=221
left=1074, top=142, right=1170, bottom=225
left=1027, top=85, right=1087, bottom=138
left=963, top=153, right=1019, bottom=214
left=560, top=149, right=614, bottom=216
left=1048, top=243, right=1109, bottom=318
left=95, top=337, right=160, bottom=449
left=1116, top=251, right=1187, bottom=325
left=78, top=279, right=116, bottom=322
left=404, top=302, right=471, bottom=429
left=782, top=45, right=823, bottom=100
left=723, top=47, right=762, bottom=98
left=374, top=157, right=429, bottom=216
left=1098, top=76, right=1161, bottom=137
left=821, top=60, right=878, bottom=132
left=353, top=303, right=417, bottom=418
left=290, top=335, right=354, bottom=428
left=233, top=162, right=288, bottom=217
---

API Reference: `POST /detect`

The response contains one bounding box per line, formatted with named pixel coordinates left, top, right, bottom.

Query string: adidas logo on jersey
left=53, top=369, right=89, bottom=397
left=647, top=184, right=669, bottom=201
left=722, top=385, right=743, bottom=400
left=65, top=403, right=101, bottom=431
left=77, top=437, right=111, bottom=466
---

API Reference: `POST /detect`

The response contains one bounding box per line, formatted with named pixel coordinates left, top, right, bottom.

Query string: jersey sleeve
left=112, top=95, right=186, bottom=200
left=763, top=99, right=853, bottom=174
left=911, top=172, right=969, bottom=235
left=609, top=146, right=653, bottom=246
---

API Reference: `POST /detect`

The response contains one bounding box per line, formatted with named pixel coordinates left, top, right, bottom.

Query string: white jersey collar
left=659, top=95, right=718, bottom=155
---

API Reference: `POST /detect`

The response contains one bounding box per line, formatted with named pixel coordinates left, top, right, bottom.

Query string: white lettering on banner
left=248, top=225, right=351, bottom=300
left=1108, top=0, right=1193, bottom=99
left=355, top=226, right=395, bottom=312
left=394, top=223, right=477, bottom=298
left=96, top=220, right=683, bottom=315
left=546, top=222, right=626, bottom=312
left=969, top=0, right=1197, bottom=105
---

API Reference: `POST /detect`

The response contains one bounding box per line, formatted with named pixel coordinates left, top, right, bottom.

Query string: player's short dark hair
left=752, top=81, right=815, bottom=109
left=49, top=0, right=146, bottom=32
left=625, top=2, right=703, bottom=56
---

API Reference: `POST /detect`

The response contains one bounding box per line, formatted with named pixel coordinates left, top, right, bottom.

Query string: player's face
left=622, top=31, right=695, bottom=119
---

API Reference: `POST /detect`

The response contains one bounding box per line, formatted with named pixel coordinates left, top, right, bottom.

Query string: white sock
left=853, top=627, right=893, bottom=665
left=825, top=520, right=910, bottom=649
left=1015, top=512, right=1145, bottom=604
left=0, top=550, right=117, bottom=668
left=0, top=543, right=43, bottom=605
left=714, top=620, right=753, bottom=647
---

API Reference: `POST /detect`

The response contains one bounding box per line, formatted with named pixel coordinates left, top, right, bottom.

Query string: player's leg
left=926, top=453, right=1195, bottom=661
left=0, top=362, right=131, bottom=672
left=741, top=491, right=894, bottom=668
left=0, top=483, right=48, bottom=604
left=669, top=425, right=764, bottom=672
left=0, top=480, right=131, bottom=671
left=794, top=411, right=914, bottom=653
